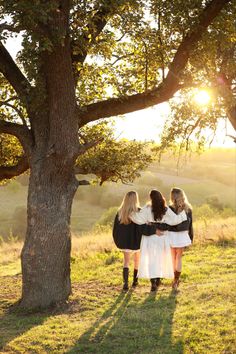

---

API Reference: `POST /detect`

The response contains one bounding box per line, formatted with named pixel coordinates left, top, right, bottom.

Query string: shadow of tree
left=66, top=288, right=183, bottom=354
left=0, top=304, right=49, bottom=351
left=0, top=274, right=62, bottom=352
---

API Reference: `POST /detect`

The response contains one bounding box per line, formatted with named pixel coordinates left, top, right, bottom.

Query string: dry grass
left=194, top=216, right=236, bottom=245
left=0, top=241, right=22, bottom=265
left=1, top=217, right=235, bottom=266
left=72, top=227, right=114, bottom=258
left=72, top=217, right=236, bottom=258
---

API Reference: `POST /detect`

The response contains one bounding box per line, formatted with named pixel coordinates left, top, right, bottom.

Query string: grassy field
left=0, top=217, right=235, bottom=354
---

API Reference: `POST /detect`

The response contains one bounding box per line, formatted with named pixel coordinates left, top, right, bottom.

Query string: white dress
left=168, top=231, right=191, bottom=248
left=131, top=206, right=187, bottom=279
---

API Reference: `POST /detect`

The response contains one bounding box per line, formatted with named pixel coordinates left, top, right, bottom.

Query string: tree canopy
left=0, top=0, right=234, bottom=184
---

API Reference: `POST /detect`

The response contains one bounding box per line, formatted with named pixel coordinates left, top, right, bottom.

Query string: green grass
left=0, top=226, right=235, bottom=354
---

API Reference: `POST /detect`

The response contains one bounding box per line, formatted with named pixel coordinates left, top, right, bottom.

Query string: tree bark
left=20, top=157, right=78, bottom=308
left=20, top=30, right=79, bottom=308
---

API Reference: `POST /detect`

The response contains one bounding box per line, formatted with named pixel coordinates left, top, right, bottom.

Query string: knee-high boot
left=132, top=269, right=138, bottom=288
left=123, top=267, right=129, bottom=291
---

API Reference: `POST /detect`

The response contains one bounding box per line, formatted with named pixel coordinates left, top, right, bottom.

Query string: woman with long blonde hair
left=113, top=191, right=156, bottom=290
left=168, top=188, right=193, bottom=290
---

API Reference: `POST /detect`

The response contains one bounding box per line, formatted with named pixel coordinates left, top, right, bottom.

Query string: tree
left=76, top=121, right=154, bottom=185
left=0, top=0, right=232, bottom=309
left=157, top=2, right=236, bottom=153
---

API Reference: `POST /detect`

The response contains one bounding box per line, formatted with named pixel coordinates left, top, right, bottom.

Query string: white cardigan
left=131, top=205, right=187, bottom=226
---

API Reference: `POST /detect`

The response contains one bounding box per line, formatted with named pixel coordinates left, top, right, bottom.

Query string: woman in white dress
left=168, top=188, right=193, bottom=290
left=130, top=189, right=187, bottom=291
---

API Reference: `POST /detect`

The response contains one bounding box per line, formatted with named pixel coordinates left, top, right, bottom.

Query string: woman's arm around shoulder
left=130, top=205, right=151, bottom=225
left=162, top=206, right=187, bottom=225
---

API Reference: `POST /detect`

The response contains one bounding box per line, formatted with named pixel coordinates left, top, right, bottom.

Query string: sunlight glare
left=194, top=90, right=211, bottom=105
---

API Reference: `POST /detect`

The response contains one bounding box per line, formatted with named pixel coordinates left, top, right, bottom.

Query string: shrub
left=194, top=204, right=217, bottom=220
left=95, top=206, right=118, bottom=227
left=205, top=195, right=224, bottom=211
left=220, top=207, right=236, bottom=219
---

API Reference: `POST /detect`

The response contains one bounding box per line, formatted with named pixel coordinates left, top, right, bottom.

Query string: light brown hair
left=170, top=188, right=192, bottom=213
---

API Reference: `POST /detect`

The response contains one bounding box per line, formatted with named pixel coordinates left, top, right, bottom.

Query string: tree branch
left=74, top=165, right=87, bottom=174
left=0, top=101, right=28, bottom=127
left=111, top=52, right=134, bottom=66
left=0, top=119, right=33, bottom=154
left=72, top=0, right=126, bottom=64
left=78, top=138, right=103, bottom=156
left=78, top=179, right=90, bottom=185
left=215, top=73, right=236, bottom=130
left=0, top=42, right=32, bottom=107
left=78, top=0, right=231, bottom=126
left=0, top=155, right=29, bottom=181
left=0, top=22, right=21, bottom=33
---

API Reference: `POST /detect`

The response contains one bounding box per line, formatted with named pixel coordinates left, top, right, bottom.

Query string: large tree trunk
left=20, top=160, right=78, bottom=309
left=20, top=24, right=79, bottom=308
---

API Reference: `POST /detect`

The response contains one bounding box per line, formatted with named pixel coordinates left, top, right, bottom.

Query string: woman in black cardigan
left=113, top=191, right=157, bottom=290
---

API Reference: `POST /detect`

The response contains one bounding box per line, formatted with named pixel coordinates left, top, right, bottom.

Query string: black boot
left=150, top=278, right=157, bottom=292
left=132, top=269, right=138, bottom=288
left=123, top=267, right=129, bottom=291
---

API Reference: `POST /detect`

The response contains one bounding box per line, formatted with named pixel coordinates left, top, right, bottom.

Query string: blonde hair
left=170, top=188, right=192, bottom=213
left=118, top=191, right=140, bottom=224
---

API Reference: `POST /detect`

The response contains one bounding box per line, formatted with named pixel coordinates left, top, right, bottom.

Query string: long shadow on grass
left=0, top=290, right=57, bottom=352
left=67, top=288, right=183, bottom=354
left=0, top=305, right=50, bottom=351
left=0, top=273, right=47, bottom=351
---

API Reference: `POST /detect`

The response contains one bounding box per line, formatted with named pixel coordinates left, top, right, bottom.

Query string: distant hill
left=0, top=147, right=235, bottom=238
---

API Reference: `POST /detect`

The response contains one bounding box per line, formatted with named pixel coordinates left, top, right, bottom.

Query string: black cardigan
left=112, top=214, right=157, bottom=250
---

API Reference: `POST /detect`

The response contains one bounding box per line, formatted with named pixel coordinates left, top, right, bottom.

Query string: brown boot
left=123, top=267, right=129, bottom=291
left=172, top=271, right=181, bottom=290
left=132, top=269, right=138, bottom=288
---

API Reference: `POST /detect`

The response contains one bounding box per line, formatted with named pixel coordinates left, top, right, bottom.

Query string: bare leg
left=171, top=247, right=176, bottom=272
left=133, top=251, right=140, bottom=270
left=123, top=252, right=131, bottom=268
left=175, top=248, right=184, bottom=272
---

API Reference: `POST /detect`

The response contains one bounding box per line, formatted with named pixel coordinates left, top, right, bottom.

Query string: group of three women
left=113, top=188, right=193, bottom=291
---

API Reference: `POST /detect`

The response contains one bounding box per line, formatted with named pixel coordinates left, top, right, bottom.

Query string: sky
left=4, top=36, right=236, bottom=148
left=113, top=104, right=235, bottom=147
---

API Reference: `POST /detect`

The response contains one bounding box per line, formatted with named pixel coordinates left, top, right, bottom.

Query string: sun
left=194, top=90, right=211, bottom=105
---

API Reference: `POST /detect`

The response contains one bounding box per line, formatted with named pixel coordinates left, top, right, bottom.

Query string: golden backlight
left=194, top=90, right=211, bottom=105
